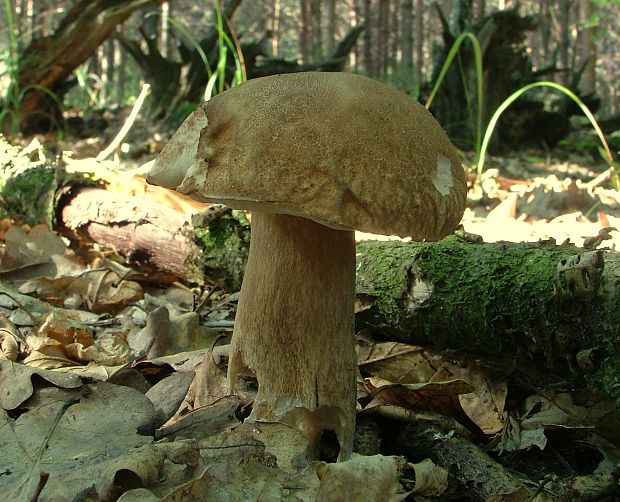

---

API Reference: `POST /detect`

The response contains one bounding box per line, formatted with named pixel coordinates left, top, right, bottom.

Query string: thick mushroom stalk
left=146, top=71, right=468, bottom=463
left=228, top=212, right=357, bottom=461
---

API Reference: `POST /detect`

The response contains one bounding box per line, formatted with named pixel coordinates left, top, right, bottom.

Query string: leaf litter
left=1, top=139, right=620, bottom=499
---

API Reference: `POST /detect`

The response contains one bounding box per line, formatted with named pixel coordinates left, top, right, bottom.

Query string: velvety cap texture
left=147, top=72, right=467, bottom=240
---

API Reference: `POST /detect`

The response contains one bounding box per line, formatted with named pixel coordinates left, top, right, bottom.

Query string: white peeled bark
left=227, top=212, right=357, bottom=461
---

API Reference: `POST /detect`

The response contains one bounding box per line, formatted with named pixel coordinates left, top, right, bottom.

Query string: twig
left=96, top=83, right=151, bottom=162
left=586, top=167, right=613, bottom=190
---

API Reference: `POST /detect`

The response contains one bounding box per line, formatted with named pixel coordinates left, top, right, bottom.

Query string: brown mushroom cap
left=148, top=71, right=467, bottom=240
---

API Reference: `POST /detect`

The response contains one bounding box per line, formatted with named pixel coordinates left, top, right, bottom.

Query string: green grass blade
left=476, top=81, right=615, bottom=180
left=167, top=17, right=212, bottom=80
left=205, top=70, right=219, bottom=101
left=425, top=31, right=483, bottom=154
left=4, top=0, right=17, bottom=66
left=215, top=5, right=226, bottom=95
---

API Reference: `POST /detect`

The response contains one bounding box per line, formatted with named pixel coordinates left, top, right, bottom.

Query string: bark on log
left=397, top=420, right=531, bottom=499
left=59, top=184, right=204, bottom=285
left=57, top=179, right=250, bottom=290
left=356, top=238, right=620, bottom=394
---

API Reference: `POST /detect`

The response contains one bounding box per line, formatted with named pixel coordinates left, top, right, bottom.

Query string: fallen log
left=56, top=176, right=250, bottom=291
left=355, top=238, right=620, bottom=394
left=0, top=141, right=249, bottom=289
left=356, top=238, right=611, bottom=363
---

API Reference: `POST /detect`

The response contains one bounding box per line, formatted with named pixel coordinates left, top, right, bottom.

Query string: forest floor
left=1, top=126, right=619, bottom=500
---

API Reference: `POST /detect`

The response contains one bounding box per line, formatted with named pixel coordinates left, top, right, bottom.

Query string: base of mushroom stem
left=247, top=397, right=350, bottom=462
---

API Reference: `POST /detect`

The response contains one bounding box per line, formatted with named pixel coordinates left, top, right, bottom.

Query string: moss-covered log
left=356, top=237, right=620, bottom=397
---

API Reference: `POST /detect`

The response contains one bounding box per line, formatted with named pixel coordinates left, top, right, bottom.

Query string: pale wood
left=59, top=185, right=203, bottom=284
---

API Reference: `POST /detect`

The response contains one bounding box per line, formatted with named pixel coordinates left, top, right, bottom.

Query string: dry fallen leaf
left=1, top=382, right=156, bottom=500
left=37, top=310, right=94, bottom=346
left=22, top=343, right=82, bottom=369
left=156, top=395, right=241, bottom=441
left=128, top=306, right=213, bottom=362
left=315, top=454, right=426, bottom=501
left=358, top=341, right=430, bottom=383
left=409, top=458, right=449, bottom=496
left=0, top=357, right=82, bottom=410
left=0, top=225, right=66, bottom=273
left=358, top=341, right=507, bottom=434
left=186, top=348, right=229, bottom=411
left=145, top=370, right=195, bottom=428
left=238, top=421, right=309, bottom=472
left=0, top=314, right=21, bottom=361
left=363, top=376, right=473, bottom=416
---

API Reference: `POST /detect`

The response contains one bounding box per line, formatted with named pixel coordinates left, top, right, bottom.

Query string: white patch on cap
left=432, top=154, right=454, bottom=196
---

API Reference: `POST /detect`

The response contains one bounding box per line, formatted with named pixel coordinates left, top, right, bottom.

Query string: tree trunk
left=414, top=0, right=424, bottom=85
left=377, top=0, right=389, bottom=77
left=363, top=0, right=374, bottom=75
left=310, top=0, right=323, bottom=61
left=400, top=0, right=414, bottom=80
left=352, top=0, right=362, bottom=71
left=300, top=0, right=312, bottom=63
left=102, top=37, right=115, bottom=104
left=558, top=0, right=573, bottom=86
left=388, top=0, right=399, bottom=76
left=271, top=0, right=281, bottom=56
left=325, top=0, right=337, bottom=54
left=13, top=0, right=164, bottom=134
left=577, top=0, right=596, bottom=95
left=160, top=1, right=171, bottom=58
left=115, top=25, right=126, bottom=104
left=537, top=0, right=552, bottom=67
left=474, top=0, right=485, bottom=22
left=25, top=0, right=36, bottom=39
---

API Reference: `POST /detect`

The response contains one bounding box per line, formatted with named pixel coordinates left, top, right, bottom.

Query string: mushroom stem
left=228, top=212, right=357, bottom=461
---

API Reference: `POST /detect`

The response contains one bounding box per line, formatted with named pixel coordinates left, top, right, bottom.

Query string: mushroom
left=147, top=72, right=467, bottom=461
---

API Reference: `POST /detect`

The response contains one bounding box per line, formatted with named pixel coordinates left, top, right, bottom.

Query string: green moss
left=0, top=139, right=97, bottom=226
left=419, top=238, right=578, bottom=352
left=356, top=240, right=414, bottom=328
left=194, top=209, right=250, bottom=290
left=0, top=141, right=57, bottom=226
left=356, top=237, right=584, bottom=358
left=593, top=356, right=620, bottom=406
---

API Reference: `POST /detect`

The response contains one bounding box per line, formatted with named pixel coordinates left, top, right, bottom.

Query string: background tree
left=400, top=0, right=414, bottom=84
left=300, top=0, right=311, bottom=62
left=5, top=0, right=164, bottom=134
left=1, top=0, right=619, bottom=138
